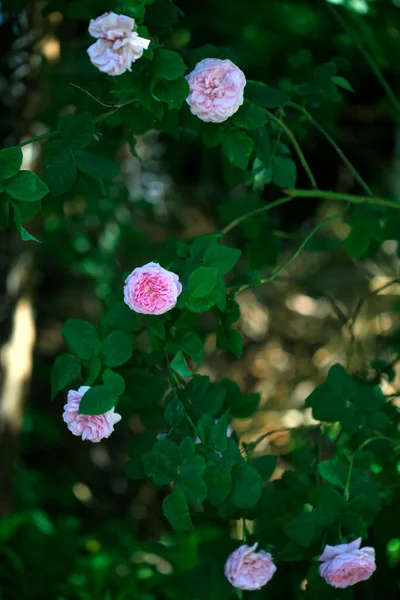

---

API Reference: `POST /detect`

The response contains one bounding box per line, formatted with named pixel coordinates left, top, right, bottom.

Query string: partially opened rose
left=186, top=58, right=246, bottom=123
left=224, top=543, right=277, bottom=591
left=87, top=12, right=150, bottom=76
left=319, top=538, right=376, bottom=588
left=124, top=262, right=182, bottom=315
left=62, top=386, right=121, bottom=443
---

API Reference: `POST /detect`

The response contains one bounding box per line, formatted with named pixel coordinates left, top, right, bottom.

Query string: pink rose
left=62, top=386, right=121, bottom=443
left=87, top=12, right=150, bottom=76
left=224, top=543, right=277, bottom=591
left=124, top=262, right=182, bottom=315
left=186, top=58, right=246, bottom=123
left=319, top=538, right=376, bottom=588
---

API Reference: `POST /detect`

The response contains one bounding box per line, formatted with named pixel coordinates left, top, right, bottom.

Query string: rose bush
left=1, top=1, right=400, bottom=599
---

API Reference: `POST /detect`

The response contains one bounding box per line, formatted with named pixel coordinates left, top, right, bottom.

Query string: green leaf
left=341, top=405, right=367, bottom=434
left=252, top=455, right=277, bottom=481
left=200, top=123, right=226, bottom=148
left=102, top=331, right=134, bottom=367
left=318, top=459, right=348, bottom=488
left=146, top=0, right=180, bottom=26
left=78, top=385, right=117, bottom=415
left=11, top=205, right=40, bottom=242
left=103, top=369, right=125, bottom=396
left=327, top=364, right=357, bottom=399
left=251, top=127, right=271, bottom=169
left=6, top=171, right=49, bottom=202
left=142, top=439, right=180, bottom=485
left=353, top=386, right=384, bottom=412
left=306, top=383, right=346, bottom=422
left=62, top=319, right=98, bottom=360
left=102, top=301, right=139, bottom=333
left=205, top=464, right=232, bottom=506
left=230, top=392, right=259, bottom=419
left=222, top=128, right=254, bottom=170
left=187, top=377, right=225, bottom=418
left=343, top=227, right=371, bottom=259
left=245, top=81, right=290, bottom=108
left=165, top=395, right=185, bottom=427
left=283, top=513, right=325, bottom=548
left=216, top=327, right=242, bottom=358
left=142, top=451, right=178, bottom=486
left=332, top=75, right=355, bottom=92
left=75, top=150, right=119, bottom=179
left=180, top=437, right=195, bottom=459
left=43, top=140, right=77, bottom=196
left=85, top=357, right=102, bottom=386
left=187, top=266, right=218, bottom=299
left=58, top=112, right=95, bottom=149
left=173, top=331, right=204, bottom=364
left=313, top=484, right=346, bottom=525
left=180, top=455, right=206, bottom=477
left=0, top=146, right=23, bottom=180
left=203, top=242, right=241, bottom=275
left=153, top=48, right=186, bottom=80
left=51, top=353, right=81, bottom=399
left=171, top=351, right=192, bottom=378
left=152, top=77, right=190, bottom=110
left=314, top=61, right=337, bottom=82
left=176, top=475, right=207, bottom=504
left=272, top=153, right=297, bottom=188
left=232, top=101, right=268, bottom=130
left=209, top=412, right=230, bottom=453
left=230, top=463, right=262, bottom=509
left=162, top=489, right=193, bottom=531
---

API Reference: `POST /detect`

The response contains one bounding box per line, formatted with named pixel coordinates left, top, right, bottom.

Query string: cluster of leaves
left=0, top=146, right=48, bottom=241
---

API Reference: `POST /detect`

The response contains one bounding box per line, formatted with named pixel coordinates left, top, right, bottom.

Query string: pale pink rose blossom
left=87, top=12, right=150, bottom=76
left=319, top=538, right=376, bottom=588
left=124, top=262, right=182, bottom=315
left=186, top=58, right=246, bottom=123
left=62, top=386, right=121, bottom=443
left=224, top=543, right=277, bottom=591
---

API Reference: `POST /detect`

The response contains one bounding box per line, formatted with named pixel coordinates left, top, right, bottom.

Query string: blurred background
left=0, top=0, right=400, bottom=598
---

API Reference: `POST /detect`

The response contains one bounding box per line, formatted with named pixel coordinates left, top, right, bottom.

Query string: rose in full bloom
left=224, top=543, right=277, bottom=591
left=87, top=12, right=150, bottom=76
left=319, top=538, right=376, bottom=588
left=186, top=58, right=246, bottom=123
left=124, top=262, right=182, bottom=315
left=62, top=386, right=121, bottom=443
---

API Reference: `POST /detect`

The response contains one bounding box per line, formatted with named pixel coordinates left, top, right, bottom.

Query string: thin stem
left=288, top=101, right=373, bottom=196
left=18, top=100, right=136, bottom=148
left=349, top=278, right=400, bottom=341
left=344, top=435, right=400, bottom=501
left=243, top=428, right=290, bottom=455
left=264, top=108, right=318, bottom=189
left=316, top=425, right=323, bottom=486
left=232, top=207, right=347, bottom=294
left=19, top=131, right=58, bottom=147
left=221, top=188, right=400, bottom=239
left=221, top=196, right=293, bottom=235
left=290, top=188, right=400, bottom=210
left=326, top=3, right=400, bottom=121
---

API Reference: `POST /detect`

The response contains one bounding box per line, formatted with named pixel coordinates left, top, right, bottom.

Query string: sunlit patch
left=132, top=551, right=173, bottom=575
left=72, top=482, right=92, bottom=503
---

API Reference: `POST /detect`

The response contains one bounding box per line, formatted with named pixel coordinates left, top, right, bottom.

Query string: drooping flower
left=319, top=538, right=376, bottom=588
left=186, top=58, right=246, bottom=123
left=224, top=543, right=277, bottom=591
left=87, top=12, right=150, bottom=76
left=123, top=262, right=182, bottom=315
left=62, top=386, right=121, bottom=443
